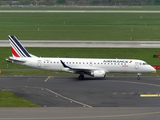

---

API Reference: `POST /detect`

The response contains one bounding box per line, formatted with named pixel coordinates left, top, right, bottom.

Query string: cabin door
left=37, top=60, right=42, bottom=67
left=135, top=62, right=139, bottom=69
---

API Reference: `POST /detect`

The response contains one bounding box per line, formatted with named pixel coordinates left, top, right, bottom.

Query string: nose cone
left=150, top=66, right=156, bottom=74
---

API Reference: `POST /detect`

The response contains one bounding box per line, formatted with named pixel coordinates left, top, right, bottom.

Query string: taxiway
left=0, top=76, right=160, bottom=120
left=1, top=76, right=160, bottom=120
left=1, top=76, right=160, bottom=107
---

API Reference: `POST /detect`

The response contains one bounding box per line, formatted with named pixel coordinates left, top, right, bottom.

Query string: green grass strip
left=0, top=6, right=160, bottom=10
left=0, top=13, right=160, bottom=40
left=0, top=91, right=40, bottom=107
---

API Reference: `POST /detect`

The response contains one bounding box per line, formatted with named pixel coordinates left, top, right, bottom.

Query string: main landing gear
left=78, top=74, right=84, bottom=80
left=137, top=73, right=141, bottom=80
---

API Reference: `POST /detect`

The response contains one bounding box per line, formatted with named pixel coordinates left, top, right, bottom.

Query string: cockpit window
left=143, top=63, right=148, bottom=65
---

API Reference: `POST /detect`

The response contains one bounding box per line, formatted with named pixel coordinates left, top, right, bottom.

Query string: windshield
left=143, top=63, right=148, bottom=65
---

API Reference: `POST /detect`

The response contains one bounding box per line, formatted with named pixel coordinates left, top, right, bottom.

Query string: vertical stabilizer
left=8, top=35, right=36, bottom=58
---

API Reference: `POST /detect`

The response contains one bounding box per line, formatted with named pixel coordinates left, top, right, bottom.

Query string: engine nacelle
left=92, top=70, right=106, bottom=78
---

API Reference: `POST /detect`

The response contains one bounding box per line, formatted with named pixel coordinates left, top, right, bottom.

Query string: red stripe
left=11, top=46, right=20, bottom=57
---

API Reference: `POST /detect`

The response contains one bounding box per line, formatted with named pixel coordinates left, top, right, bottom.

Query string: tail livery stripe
left=9, top=37, right=26, bottom=57
left=11, top=46, right=20, bottom=57
left=9, top=36, right=31, bottom=57
left=11, top=36, right=31, bottom=57
left=9, top=40, right=25, bottom=57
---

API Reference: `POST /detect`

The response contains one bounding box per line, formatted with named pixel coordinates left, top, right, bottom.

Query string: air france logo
left=103, top=60, right=132, bottom=63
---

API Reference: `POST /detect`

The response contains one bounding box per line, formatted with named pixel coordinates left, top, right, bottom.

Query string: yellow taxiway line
left=44, top=76, right=50, bottom=82
left=140, top=94, right=159, bottom=97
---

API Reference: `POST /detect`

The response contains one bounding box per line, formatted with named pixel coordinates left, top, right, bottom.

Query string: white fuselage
left=14, top=57, right=155, bottom=74
left=7, top=35, right=156, bottom=79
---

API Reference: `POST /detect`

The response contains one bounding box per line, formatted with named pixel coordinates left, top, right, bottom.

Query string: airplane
left=6, top=35, right=156, bottom=80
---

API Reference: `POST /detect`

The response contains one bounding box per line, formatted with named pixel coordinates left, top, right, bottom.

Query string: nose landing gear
left=137, top=73, right=141, bottom=80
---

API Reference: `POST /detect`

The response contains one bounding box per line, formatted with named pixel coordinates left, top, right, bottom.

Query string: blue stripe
left=11, top=36, right=31, bottom=57
left=9, top=37, right=26, bottom=57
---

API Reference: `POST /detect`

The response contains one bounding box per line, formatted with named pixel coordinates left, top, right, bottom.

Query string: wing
left=60, top=60, right=108, bottom=75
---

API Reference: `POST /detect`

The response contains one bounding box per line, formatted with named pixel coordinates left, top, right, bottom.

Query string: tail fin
left=8, top=35, right=36, bottom=58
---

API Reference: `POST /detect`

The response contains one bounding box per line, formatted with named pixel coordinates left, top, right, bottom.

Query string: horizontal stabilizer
left=6, top=57, right=26, bottom=63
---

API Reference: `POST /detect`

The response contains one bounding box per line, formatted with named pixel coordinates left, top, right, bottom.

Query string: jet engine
left=92, top=70, right=106, bottom=78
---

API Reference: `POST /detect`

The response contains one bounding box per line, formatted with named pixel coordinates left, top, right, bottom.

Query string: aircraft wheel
left=137, top=73, right=141, bottom=80
left=78, top=74, right=84, bottom=80
left=137, top=76, right=140, bottom=80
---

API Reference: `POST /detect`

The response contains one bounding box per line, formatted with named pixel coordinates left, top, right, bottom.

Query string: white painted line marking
left=45, top=88, right=92, bottom=108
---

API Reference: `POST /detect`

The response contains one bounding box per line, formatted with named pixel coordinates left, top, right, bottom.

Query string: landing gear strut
left=137, top=73, right=141, bottom=80
left=78, top=74, right=84, bottom=80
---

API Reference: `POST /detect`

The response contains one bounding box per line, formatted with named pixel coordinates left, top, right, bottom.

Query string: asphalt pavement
left=1, top=75, right=160, bottom=120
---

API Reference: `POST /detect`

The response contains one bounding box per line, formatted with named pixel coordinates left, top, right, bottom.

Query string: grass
left=0, top=6, right=160, bottom=10
left=0, top=47, right=160, bottom=75
left=0, top=13, right=160, bottom=40
left=0, top=91, right=40, bottom=107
